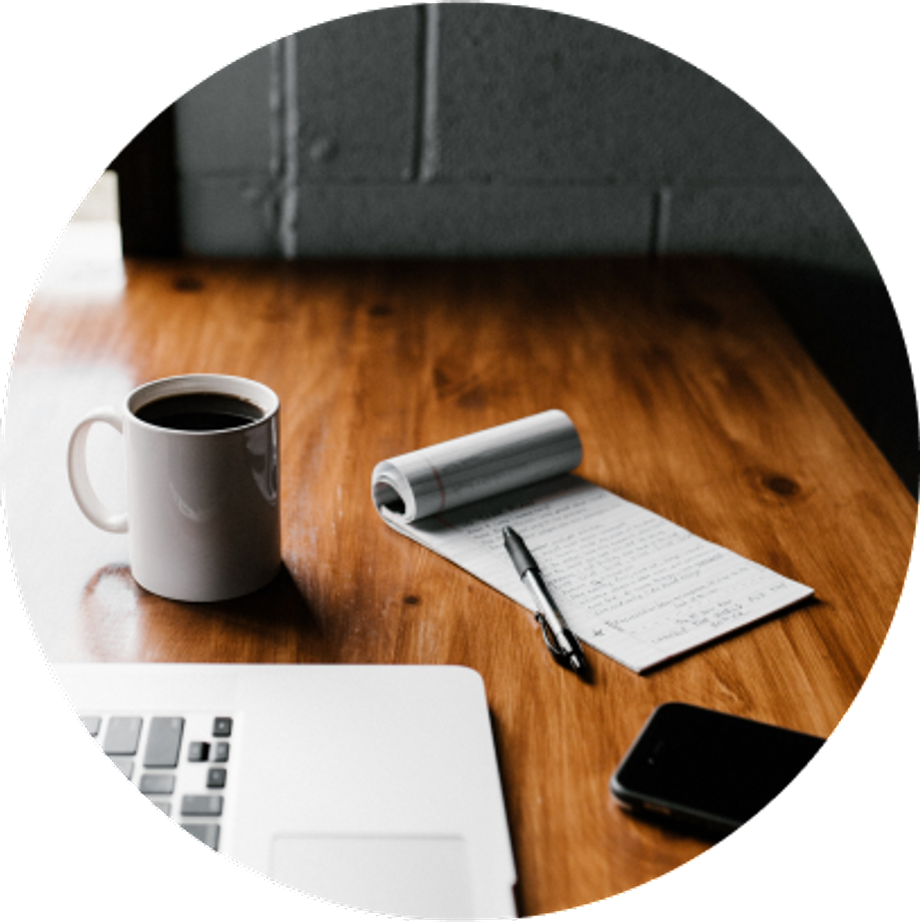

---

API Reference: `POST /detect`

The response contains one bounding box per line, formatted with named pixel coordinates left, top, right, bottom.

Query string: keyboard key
left=181, top=795, right=223, bottom=817
left=139, top=773, right=176, bottom=795
left=80, top=716, right=101, bottom=736
left=212, top=742, right=230, bottom=763
left=144, top=717, right=184, bottom=768
left=181, top=823, right=220, bottom=850
left=151, top=800, right=172, bottom=816
left=212, top=717, right=232, bottom=738
left=206, top=768, right=226, bottom=789
left=187, top=741, right=210, bottom=762
left=103, top=717, right=143, bottom=755
left=109, top=756, right=134, bottom=779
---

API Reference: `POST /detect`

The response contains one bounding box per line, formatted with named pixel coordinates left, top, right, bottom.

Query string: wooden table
left=7, top=248, right=915, bottom=916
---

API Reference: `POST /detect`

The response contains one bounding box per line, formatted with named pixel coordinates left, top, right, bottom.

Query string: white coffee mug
left=68, top=374, right=281, bottom=602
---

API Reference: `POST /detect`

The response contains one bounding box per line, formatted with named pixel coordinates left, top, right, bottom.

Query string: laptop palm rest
left=271, top=834, right=474, bottom=919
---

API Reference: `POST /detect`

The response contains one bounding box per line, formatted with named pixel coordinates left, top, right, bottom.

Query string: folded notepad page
left=371, top=410, right=813, bottom=673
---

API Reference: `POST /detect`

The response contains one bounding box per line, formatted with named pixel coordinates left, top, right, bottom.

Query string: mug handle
left=67, top=407, right=129, bottom=533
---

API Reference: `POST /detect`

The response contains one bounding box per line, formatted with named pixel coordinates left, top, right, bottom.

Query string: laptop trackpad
left=271, top=834, right=475, bottom=919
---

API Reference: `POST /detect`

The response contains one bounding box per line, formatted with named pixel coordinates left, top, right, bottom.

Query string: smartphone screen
left=610, top=703, right=825, bottom=835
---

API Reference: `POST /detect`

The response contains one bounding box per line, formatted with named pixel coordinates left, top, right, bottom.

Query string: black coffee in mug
left=136, top=392, right=264, bottom=432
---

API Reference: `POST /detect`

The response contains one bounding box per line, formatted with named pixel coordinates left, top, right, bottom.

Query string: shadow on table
left=77, top=562, right=322, bottom=662
left=744, top=257, right=919, bottom=498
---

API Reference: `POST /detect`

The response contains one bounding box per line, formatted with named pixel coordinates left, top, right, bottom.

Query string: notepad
left=371, top=410, right=814, bottom=673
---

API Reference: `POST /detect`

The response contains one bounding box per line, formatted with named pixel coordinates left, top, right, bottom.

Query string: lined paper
left=373, top=414, right=813, bottom=673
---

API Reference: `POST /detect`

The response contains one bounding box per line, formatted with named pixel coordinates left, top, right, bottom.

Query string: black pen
left=502, top=526, right=589, bottom=676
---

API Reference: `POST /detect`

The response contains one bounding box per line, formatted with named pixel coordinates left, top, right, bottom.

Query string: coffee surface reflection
left=136, top=392, right=263, bottom=432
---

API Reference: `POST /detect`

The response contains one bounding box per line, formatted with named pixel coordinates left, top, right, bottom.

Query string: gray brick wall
left=172, top=4, right=872, bottom=271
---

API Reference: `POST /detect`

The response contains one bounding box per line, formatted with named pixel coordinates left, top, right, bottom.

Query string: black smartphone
left=610, top=702, right=825, bottom=837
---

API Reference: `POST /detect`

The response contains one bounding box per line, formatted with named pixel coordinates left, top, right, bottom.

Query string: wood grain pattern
left=8, top=253, right=915, bottom=915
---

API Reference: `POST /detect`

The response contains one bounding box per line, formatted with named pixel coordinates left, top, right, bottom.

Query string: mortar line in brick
left=278, top=34, right=300, bottom=258
left=418, top=4, right=441, bottom=183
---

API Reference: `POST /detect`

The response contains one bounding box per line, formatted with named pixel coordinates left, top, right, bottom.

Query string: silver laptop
left=56, top=663, right=517, bottom=919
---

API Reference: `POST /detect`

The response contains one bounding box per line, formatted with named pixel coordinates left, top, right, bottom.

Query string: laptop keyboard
left=80, top=712, right=234, bottom=851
